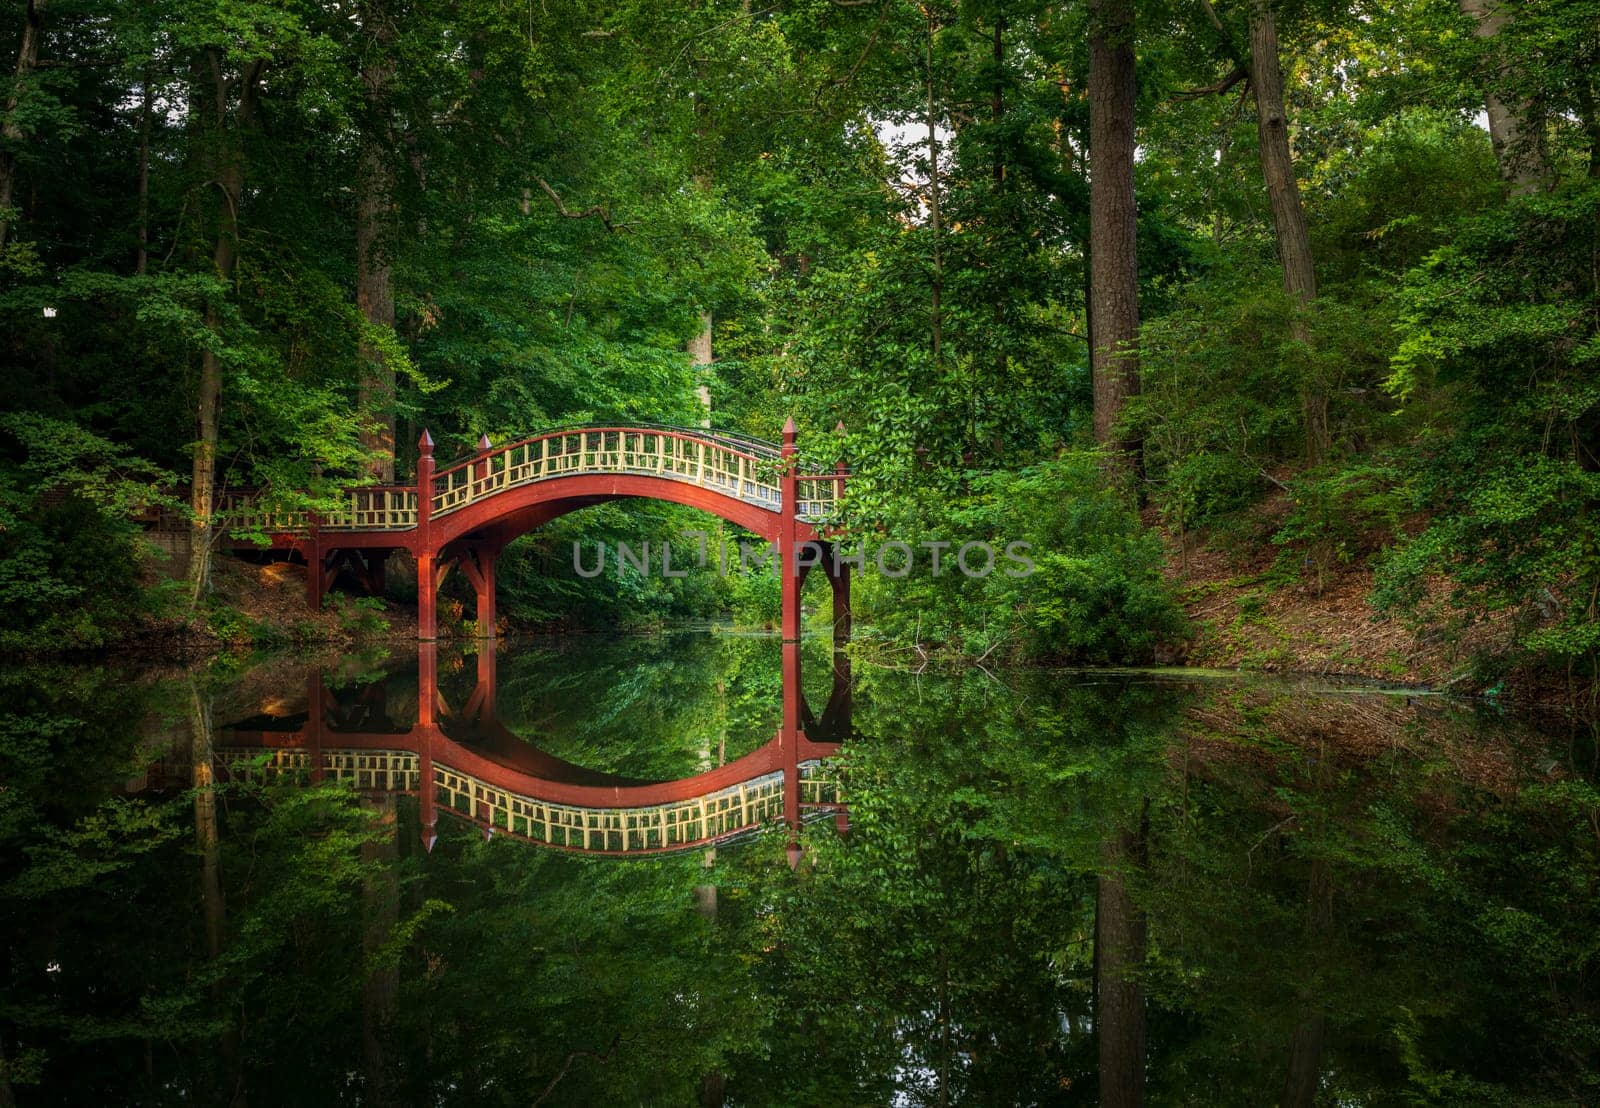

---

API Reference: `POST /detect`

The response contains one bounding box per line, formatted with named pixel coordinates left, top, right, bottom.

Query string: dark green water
left=2, top=633, right=1597, bottom=1106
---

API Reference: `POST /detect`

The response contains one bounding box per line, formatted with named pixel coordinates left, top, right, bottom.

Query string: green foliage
left=855, top=452, right=1184, bottom=663
left=1272, top=460, right=1409, bottom=593
left=1376, top=185, right=1600, bottom=680
left=0, top=485, right=148, bottom=653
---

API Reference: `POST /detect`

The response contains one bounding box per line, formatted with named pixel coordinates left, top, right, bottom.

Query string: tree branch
left=531, top=1037, right=620, bottom=1106
left=1174, top=66, right=1248, bottom=101
left=533, top=177, right=627, bottom=232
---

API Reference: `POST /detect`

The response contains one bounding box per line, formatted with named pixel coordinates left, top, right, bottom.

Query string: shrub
left=854, top=451, right=1185, bottom=664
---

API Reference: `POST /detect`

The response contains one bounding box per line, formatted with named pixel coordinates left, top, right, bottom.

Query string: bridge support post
left=415, top=430, right=436, bottom=641
left=416, top=553, right=437, bottom=641
left=362, top=551, right=387, bottom=598
left=305, top=537, right=326, bottom=610
left=476, top=552, right=495, bottom=638
left=455, top=545, right=498, bottom=640
left=830, top=556, right=850, bottom=649
left=779, top=418, right=800, bottom=643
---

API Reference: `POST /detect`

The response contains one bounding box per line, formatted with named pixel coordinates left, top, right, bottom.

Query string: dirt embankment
left=1153, top=494, right=1526, bottom=695
left=131, top=555, right=425, bottom=659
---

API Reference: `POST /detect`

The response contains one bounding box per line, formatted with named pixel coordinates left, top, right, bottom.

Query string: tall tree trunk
left=925, top=8, right=943, bottom=363
left=1247, top=0, right=1325, bottom=466
left=357, top=4, right=397, bottom=481
left=690, top=309, right=712, bottom=426
left=1087, top=0, right=1140, bottom=461
left=136, top=71, right=152, bottom=275
left=689, top=76, right=714, bottom=426
left=0, top=0, right=47, bottom=249
left=1095, top=816, right=1147, bottom=1108
left=1457, top=0, right=1550, bottom=195
left=1576, top=79, right=1600, bottom=181
left=187, top=56, right=264, bottom=608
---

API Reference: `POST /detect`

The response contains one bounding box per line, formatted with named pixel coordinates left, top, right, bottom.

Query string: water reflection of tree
left=722, top=676, right=1600, bottom=1106
left=2, top=656, right=1599, bottom=1104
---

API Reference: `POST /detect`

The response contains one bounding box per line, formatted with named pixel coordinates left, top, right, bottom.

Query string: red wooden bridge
left=218, top=421, right=849, bottom=642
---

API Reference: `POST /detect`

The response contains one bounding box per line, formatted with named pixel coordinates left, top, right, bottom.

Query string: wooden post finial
left=418, top=428, right=434, bottom=457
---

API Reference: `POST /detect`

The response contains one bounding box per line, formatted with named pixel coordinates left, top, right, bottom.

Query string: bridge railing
left=213, top=425, right=843, bottom=536
left=216, top=486, right=418, bottom=536
left=430, top=426, right=843, bottom=523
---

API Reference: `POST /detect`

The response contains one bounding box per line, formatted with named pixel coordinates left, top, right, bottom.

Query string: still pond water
left=2, top=632, right=1597, bottom=1106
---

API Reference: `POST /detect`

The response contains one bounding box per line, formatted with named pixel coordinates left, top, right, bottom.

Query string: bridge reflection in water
left=213, top=641, right=850, bottom=858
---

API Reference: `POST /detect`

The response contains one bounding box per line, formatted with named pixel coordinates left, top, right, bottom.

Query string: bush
left=0, top=486, right=147, bottom=653
left=853, top=451, right=1185, bottom=664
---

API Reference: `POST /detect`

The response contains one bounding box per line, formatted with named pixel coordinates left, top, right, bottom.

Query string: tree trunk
left=689, top=75, right=714, bottom=426
left=1576, top=79, right=1600, bottom=181
left=357, top=4, right=397, bottom=482
left=187, top=56, right=263, bottom=608
left=925, top=8, right=943, bottom=363
left=0, top=0, right=47, bottom=249
left=136, top=72, right=152, bottom=275
left=1087, top=0, right=1140, bottom=460
left=1247, top=0, right=1325, bottom=466
left=1457, top=0, right=1550, bottom=195
left=690, top=309, right=712, bottom=427
left=1096, top=820, right=1147, bottom=1108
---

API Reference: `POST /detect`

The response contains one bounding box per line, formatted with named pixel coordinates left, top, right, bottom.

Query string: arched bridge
left=218, top=421, right=849, bottom=641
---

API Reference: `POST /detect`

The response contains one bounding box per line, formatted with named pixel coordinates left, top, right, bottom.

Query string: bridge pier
left=779, top=419, right=801, bottom=643
left=453, top=544, right=499, bottom=639
left=416, top=553, right=438, bottom=641
left=306, top=542, right=326, bottom=610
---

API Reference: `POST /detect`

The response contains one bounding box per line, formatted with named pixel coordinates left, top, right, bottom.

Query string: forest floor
left=138, top=556, right=422, bottom=657
left=1152, top=491, right=1519, bottom=694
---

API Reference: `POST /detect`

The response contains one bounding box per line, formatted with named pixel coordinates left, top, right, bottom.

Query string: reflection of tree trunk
left=1088, top=0, right=1140, bottom=461
left=0, top=1016, right=14, bottom=1108
left=1247, top=0, right=1325, bottom=466
left=1280, top=858, right=1332, bottom=1107
left=1457, top=0, right=1549, bottom=195
left=362, top=794, right=399, bottom=1106
left=0, top=0, right=46, bottom=249
left=938, top=944, right=951, bottom=1108
left=190, top=679, right=244, bottom=1106
left=1096, top=816, right=1147, bottom=1108
left=695, top=847, right=722, bottom=1103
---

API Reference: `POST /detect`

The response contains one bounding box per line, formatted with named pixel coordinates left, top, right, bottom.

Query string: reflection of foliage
left=2, top=654, right=1597, bottom=1102
left=442, top=632, right=834, bottom=780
